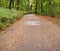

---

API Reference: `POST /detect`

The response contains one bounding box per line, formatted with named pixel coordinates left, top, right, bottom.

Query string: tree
left=49, top=0, right=55, bottom=17
left=17, top=0, right=20, bottom=10
left=0, top=0, right=2, bottom=7
left=40, top=0, right=43, bottom=14
left=9, top=0, right=15, bottom=9
left=12, top=0, right=14, bottom=8
left=35, top=0, right=38, bottom=14
left=9, top=0, right=12, bottom=9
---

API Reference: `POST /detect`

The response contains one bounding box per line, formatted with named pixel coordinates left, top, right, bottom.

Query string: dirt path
left=0, top=14, right=60, bottom=51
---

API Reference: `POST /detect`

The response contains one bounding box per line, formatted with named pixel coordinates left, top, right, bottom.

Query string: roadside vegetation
left=0, top=7, right=25, bottom=30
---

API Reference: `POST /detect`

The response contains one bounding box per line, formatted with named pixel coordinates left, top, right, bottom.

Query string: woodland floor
left=0, top=14, right=60, bottom=51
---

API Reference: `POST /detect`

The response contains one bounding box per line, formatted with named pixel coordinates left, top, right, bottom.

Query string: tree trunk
left=12, top=0, right=14, bottom=8
left=40, top=0, right=44, bottom=14
left=9, top=0, right=13, bottom=9
left=35, top=0, right=38, bottom=14
left=17, top=0, right=20, bottom=10
left=49, top=0, right=55, bottom=17
left=41, top=2, right=43, bottom=14
left=0, top=0, right=2, bottom=7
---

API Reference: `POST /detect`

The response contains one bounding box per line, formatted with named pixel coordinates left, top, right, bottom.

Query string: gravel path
left=0, top=14, right=60, bottom=51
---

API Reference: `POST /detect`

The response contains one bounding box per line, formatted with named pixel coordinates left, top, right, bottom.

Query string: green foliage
left=0, top=0, right=60, bottom=16
left=0, top=7, right=25, bottom=30
left=0, top=0, right=60, bottom=30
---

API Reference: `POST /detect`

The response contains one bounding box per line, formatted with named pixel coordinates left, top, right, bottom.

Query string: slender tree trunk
left=40, top=1, right=43, bottom=14
left=35, top=0, right=38, bottom=14
left=9, top=0, right=13, bottom=9
left=49, top=0, right=55, bottom=17
left=17, top=0, right=20, bottom=10
left=27, top=0, right=30, bottom=11
left=30, top=5, right=32, bottom=10
left=12, top=0, right=14, bottom=8
left=0, top=0, right=2, bottom=6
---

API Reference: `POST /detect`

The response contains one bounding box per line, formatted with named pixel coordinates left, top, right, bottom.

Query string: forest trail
left=0, top=14, right=60, bottom=51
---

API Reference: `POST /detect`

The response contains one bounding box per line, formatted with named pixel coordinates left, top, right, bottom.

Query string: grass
left=0, top=7, right=25, bottom=30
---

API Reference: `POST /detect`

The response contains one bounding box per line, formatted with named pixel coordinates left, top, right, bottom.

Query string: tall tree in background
left=49, top=0, right=55, bottom=17
left=17, top=0, right=20, bottom=10
left=40, top=0, right=43, bottom=14
left=27, top=0, right=30, bottom=11
left=0, top=0, right=2, bottom=7
left=9, top=0, right=12, bottom=9
left=12, top=0, right=14, bottom=8
left=9, top=0, right=14, bottom=9
left=35, top=0, right=38, bottom=14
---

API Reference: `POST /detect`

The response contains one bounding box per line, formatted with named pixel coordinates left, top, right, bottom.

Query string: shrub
left=0, top=7, right=25, bottom=30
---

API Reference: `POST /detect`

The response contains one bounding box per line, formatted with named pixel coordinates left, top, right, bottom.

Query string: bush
left=0, top=7, right=25, bottom=30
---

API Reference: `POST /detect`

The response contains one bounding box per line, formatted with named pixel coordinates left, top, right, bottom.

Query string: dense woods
left=0, top=0, right=60, bottom=30
left=0, top=0, right=60, bottom=16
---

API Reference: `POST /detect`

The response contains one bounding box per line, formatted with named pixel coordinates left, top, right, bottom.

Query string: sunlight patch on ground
left=25, top=14, right=35, bottom=17
left=25, top=21, right=41, bottom=26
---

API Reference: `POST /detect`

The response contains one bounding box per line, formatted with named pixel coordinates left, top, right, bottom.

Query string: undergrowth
left=0, top=7, right=25, bottom=30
